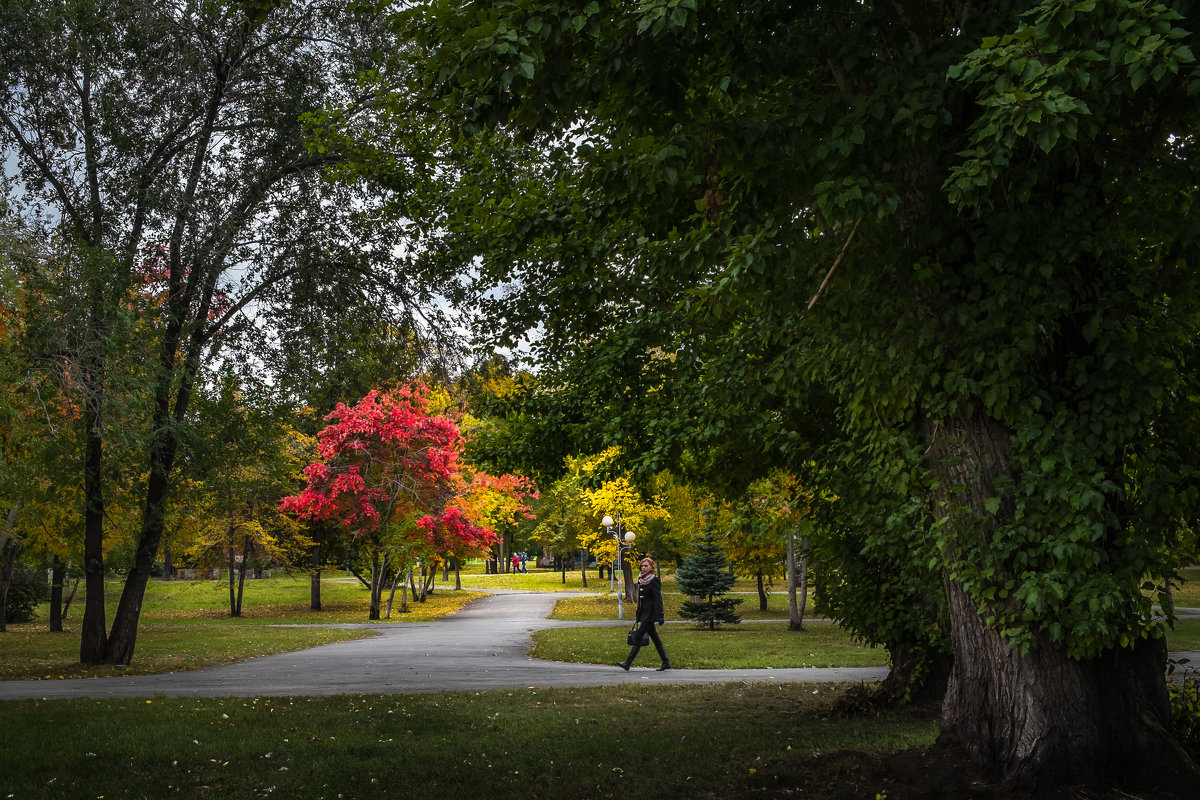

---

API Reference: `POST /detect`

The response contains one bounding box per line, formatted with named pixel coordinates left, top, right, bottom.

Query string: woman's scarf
left=638, top=571, right=656, bottom=587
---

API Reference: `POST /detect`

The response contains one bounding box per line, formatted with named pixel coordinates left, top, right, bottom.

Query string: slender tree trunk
left=400, top=566, right=411, bottom=614
left=235, top=535, right=251, bottom=617
left=385, top=564, right=404, bottom=618
left=49, top=556, right=66, bottom=632
left=79, top=381, right=108, bottom=662
left=622, top=558, right=634, bottom=603
left=926, top=412, right=1200, bottom=792
left=344, top=564, right=370, bottom=588
left=105, top=388, right=187, bottom=663
left=226, top=537, right=236, bottom=618
left=62, top=572, right=78, bottom=622
left=162, top=535, right=173, bottom=580
left=786, top=531, right=803, bottom=631
left=367, top=542, right=383, bottom=621
left=454, top=559, right=462, bottom=590
left=756, top=572, right=767, bottom=611
left=227, top=537, right=237, bottom=616
left=76, top=60, right=110, bottom=664
left=797, top=533, right=809, bottom=625
left=0, top=539, right=17, bottom=632
left=309, top=526, right=322, bottom=611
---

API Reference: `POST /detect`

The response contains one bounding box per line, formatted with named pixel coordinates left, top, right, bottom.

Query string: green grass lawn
left=131, top=571, right=481, bottom=623
left=0, top=683, right=940, bottom=800
left=1, top=572, right=484, bottom=681
left=532, top=621, right=890, bottom=669
left=549, top=590, right=808, bottom=621
left=1171, top=566, right=1200, bottom=608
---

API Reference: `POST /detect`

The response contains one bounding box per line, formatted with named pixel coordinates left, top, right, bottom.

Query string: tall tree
left=179, top=375, right=315, bottom=616
left=742, top=470, right=817, bottom=630
left=526, top=461, right=594, bottom=584
left=0, top=0, right=461, bottom=664
left=580, top=455, right=671, bottom=600
left=407, top=0, right=1200, bottom=792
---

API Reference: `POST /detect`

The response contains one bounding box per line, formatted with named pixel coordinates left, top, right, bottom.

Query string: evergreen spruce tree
left=675, top=511, right=742, bottom=630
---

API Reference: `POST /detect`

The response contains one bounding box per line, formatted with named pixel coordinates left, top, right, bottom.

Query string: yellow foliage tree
left=576, top=450, right=669, bottom=600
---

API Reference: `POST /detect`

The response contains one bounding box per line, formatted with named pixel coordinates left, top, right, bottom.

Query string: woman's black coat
left=635, top=575, right=665, bottom=624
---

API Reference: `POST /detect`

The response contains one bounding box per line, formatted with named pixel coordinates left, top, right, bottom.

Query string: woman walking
left=617, top=556, right=671, bottom=671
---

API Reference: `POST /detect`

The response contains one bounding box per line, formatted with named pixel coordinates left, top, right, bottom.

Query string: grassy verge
left=0, top=621, right=379, bottom=680
left=457, top=565, right=798, bottom=597
left=1, top=574, right=484, bottom=681
left=549, top=591, right=807, bottom=621
left=1171, top=566, right=1200, bottom=608
left=1167, top=618, right=1200, bottom=651
left=0, top=683, right=939, bottom=800
left=125, top=572, right=482, bottom=623
left=532, top=621, right=890, bottom=669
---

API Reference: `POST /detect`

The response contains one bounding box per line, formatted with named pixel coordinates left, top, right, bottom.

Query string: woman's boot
left=617, top=645, right=640, bottom=670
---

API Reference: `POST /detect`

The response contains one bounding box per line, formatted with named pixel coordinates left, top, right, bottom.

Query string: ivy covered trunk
left=927, top=413, right=1198, bottom=792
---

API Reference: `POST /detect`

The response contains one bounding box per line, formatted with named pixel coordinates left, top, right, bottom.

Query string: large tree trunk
left=941, top=578, right=1192, bottom=791
left=927, top=412, right=1200, bottom=793
left=105, top=359, right=190, bottom=664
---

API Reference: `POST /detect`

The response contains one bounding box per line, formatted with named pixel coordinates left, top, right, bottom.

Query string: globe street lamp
left=601, top=514, right=636, bottom=620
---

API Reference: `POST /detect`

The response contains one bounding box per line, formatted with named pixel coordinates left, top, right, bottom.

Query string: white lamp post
left=601, top=514, right=636, bottom=620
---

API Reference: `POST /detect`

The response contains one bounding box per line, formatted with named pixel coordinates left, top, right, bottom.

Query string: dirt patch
left=740, top=743, right=1193, bottom=800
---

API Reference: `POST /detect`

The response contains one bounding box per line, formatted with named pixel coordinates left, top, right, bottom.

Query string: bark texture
left=926, top=412, right=1200, bottom=793
left=941, top=579, right=1195, bottom=792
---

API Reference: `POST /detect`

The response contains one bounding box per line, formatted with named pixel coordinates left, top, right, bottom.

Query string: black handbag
left=626, top=625, right=650, bottom=647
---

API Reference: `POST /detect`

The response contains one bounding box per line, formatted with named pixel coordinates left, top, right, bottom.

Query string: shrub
left=4, top=564, right=49, bottom=623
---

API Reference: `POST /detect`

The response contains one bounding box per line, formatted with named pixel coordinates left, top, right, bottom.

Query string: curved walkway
left=0, top=591, right=890, bottom=701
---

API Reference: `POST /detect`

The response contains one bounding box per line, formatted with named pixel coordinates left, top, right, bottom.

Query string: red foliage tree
left=281, top=384, right=477, bottom=619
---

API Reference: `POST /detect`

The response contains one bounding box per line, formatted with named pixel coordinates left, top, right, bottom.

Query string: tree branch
left=806, top=216, right=863, bottom=311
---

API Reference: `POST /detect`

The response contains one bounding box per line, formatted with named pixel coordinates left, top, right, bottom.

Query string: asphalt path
left=0, top=591, right=891, bottom=701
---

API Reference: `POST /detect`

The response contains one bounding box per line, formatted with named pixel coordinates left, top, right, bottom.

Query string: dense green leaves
left=406, top=0, right=1200, bottom=666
